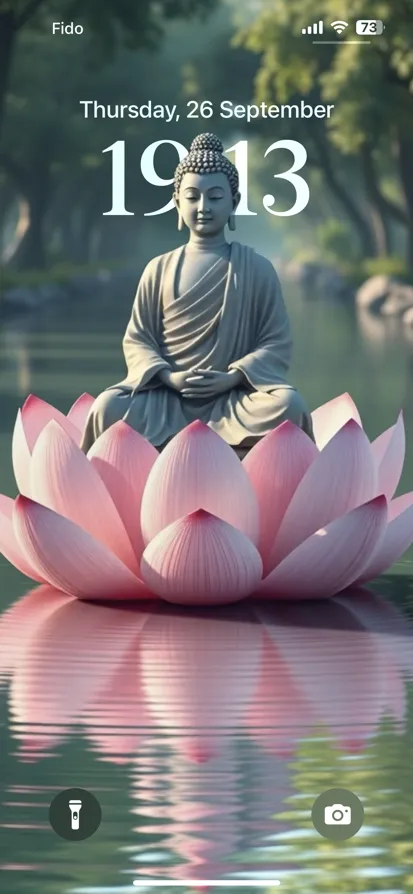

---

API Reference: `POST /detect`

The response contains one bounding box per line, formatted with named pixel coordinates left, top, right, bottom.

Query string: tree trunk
left=0, top=12, right=16, bottom=139
left=310, top=128, right=377, bottom=258
left=397, top=132, right=413, bottom=271
left=13, top=167, right=51, bottom=269
left=361, top=145, right=392, bottom=255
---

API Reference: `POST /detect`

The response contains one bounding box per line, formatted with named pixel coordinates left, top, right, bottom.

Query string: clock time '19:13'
left=102, top=139, right=310, bottom=218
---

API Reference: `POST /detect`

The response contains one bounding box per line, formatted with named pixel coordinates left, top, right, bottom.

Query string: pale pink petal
left=12, top=409, right=32, bottom=496
left=13, top=496, right=150, bottom=600
left=267, top=419, right=378, bottom=570
left=88, top=421, right=158, bottom=561
left=30, top=420, right=139, bottom=574
left=371, top=412, right=405, bottom=500
left=140, top=508, right=263, bottom=605
left=0, top=495, right=45, bottom=583
left=19, top=394, right=79, bottom=451
left=259, top=495, right=387, bottom=599
left=243, top=421, right=318, bottom=573
left=66, top=393, right=95, bottom=435
left=355, top=491, right=413, bottom=583
left=140, top=421, right=259, bottom=546
left=311, top=392, right=362, bottom=450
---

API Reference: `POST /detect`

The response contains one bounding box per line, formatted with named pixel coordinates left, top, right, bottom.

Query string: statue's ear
left=174, top=194, right=180, bottom=210
left=233, top=191, right=241, bottom=211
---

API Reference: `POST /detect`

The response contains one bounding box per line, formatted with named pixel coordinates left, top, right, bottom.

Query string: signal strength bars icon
left=302, top=20, right=323, bottom=35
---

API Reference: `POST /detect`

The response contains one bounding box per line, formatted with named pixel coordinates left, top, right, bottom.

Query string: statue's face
left=176, top=171, right=237, bottom=236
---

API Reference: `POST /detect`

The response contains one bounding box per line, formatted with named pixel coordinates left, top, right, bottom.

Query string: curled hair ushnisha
left=174, top=133, right=239, bottom=197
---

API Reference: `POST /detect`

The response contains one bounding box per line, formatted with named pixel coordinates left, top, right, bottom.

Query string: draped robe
left=81, top=241, right=312, bottom=451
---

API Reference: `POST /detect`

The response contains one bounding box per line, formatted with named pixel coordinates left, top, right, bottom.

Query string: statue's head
left=174, top=133, right=240, bottom=237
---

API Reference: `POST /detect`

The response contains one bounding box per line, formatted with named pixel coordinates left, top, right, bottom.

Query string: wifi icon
left=330, top=20, right=348, bottom=34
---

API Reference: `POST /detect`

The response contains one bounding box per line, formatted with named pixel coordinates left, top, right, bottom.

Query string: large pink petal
left=243, top=421, right=318, bottom=573
left=259, top=495, right=387, bottom=599
left=140, top=508, right=263, bottom=605
left=12, top=395, right=80, bottom=497
left=371, top=412, right=405, bottom=500
left=0, top=495, right=45, bottom=583
left=355, top=491, right=413, bottom=583
left=66, top=392, right=95, bottom=435
left=30, top=420, right=138, bottom=574
left=12, top=409, right=32, bottom=496
left=267, top=419, right=378, bottom=570
left=13, top=496, right=150, bottom=600
left=19, top=394, right=79, bottom=451
left=140, top=421, right=259, bottom=546
left=88, top=421, right=158, bottom=561
left=311, top=392, right=362, bottom=450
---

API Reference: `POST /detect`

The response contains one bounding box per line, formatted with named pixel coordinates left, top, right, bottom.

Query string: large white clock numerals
left=263, top=140, right=310, bottom=217
left=102, top=141, right=134, bottom=216
left=102, top=138, right=310, bottom=217
left=141, top=140, right=188, bottom=216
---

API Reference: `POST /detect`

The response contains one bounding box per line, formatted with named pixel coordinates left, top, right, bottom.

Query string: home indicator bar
left=133, top=882, right=281, bottom=888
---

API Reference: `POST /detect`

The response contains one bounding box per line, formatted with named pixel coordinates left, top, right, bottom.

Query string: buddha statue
left=81, top=133, right=313, bottom=456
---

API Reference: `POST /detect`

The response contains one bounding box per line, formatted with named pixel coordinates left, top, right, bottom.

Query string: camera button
left=311, top=788, right=364, bottom=840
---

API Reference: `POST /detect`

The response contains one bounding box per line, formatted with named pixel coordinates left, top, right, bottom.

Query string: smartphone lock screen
left=0, top=1, right=413, bottom=892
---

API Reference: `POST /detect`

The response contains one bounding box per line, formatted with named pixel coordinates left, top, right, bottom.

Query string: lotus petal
left=140, top=421, right=259, bottom=545
left=0, top=495, right=45, bottom=583
left=243, top=421, right=318, bottom=572
left=13, top=496, right=148, bottom=600
left=12, top=395, right=80, bottom=497
left=12, top=409, right=32, bottom=496
left=30, top=420, right=138, bottom=574
left=355, top=491, right=413, bottom=583
left=371, top=412, right=405, bottom=500
left=18, top=394, right=79, bottom=451
left=66, top=392, right=95, bottom=434
left=259, top=495, right=387, bottom=599
left=88, top=421, right=158, bottom=561
left=311, top=392, right=362, bottom=450
left=140, top=508, right=263, bottom=605
left=267, top=419, right=378, bottom=570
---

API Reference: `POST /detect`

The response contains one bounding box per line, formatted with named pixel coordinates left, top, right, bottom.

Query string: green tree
left=237, top=0, right=413, bottom=266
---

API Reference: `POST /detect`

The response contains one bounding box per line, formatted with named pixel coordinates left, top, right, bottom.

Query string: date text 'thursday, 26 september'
left=79, top=100, right=335, bottom=123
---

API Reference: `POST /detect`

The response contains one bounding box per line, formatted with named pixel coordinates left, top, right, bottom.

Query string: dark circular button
left=49, top=788, right=102, bottom=840
left=312, top=788, right=364, bottom=840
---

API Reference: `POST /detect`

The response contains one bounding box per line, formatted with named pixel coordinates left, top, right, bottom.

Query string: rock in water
left=355, top=275, right=393, bottom=313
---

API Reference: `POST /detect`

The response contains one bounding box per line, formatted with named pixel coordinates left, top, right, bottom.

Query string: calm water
left=1, top=278, right=413, bottom=893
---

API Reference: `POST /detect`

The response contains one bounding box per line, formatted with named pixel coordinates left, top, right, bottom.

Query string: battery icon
left=356, top=19, right=385, bottom=34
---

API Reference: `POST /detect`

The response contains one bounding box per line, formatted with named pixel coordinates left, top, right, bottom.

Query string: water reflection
left=1, top=587, right=412, bottom=889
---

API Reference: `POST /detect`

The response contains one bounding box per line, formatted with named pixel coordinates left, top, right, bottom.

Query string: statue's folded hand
left=181, top=367, right=244, bottom=398
left=158, top=369, right=192, bottom=393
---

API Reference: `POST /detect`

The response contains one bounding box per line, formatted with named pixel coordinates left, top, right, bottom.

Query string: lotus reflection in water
left=0, top=587, right=411, bottom=880
left=0, top=391, right=413, bottom=605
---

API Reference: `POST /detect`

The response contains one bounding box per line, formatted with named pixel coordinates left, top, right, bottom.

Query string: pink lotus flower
left=0, top=391, right=412, bottom=606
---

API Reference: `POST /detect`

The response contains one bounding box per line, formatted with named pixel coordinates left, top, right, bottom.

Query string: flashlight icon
left=69, top=799, right=82, bottom=830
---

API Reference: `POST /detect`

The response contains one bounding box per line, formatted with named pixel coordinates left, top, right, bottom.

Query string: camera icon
left=324, top=803, right=351, bottom=825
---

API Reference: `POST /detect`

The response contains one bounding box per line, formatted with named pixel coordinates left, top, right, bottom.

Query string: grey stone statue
left=81, top=133, right=313, bottom=455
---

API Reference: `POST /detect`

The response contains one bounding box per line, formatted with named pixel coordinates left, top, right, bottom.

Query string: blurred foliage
left=362, top=254, right=409, bottom=278
left=316, top=217, right=359, bottom=265
left=236, top=0, right=413, bottom=273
